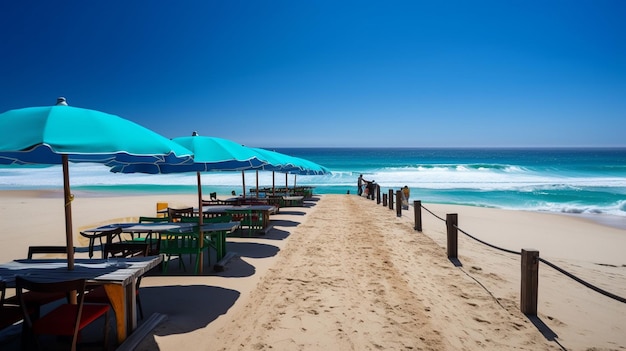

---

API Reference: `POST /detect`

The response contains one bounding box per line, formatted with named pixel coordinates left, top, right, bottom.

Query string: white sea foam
left=3, top=162, right=626, bottom=191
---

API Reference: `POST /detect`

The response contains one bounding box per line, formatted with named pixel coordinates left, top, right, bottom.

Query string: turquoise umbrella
left=0, top=98, right=194, bottom=269
left=250, top=148, right=330, bottom=196
left=110, top=132, right=269, bottom=273
left=110, top=132, right=267, bottom=210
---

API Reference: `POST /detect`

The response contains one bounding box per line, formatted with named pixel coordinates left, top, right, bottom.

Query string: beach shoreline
left=2, top=188, right=625, bottom=230
left=1, top=191, right=625, bottom=350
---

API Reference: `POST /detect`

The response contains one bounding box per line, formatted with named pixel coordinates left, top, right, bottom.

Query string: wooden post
left=520, top=249, right=539, bottom=315
left=396, top=190, right=402, bottom=217
left=388, top=189, right=394, bottom=210
left=376, top=185, right=381, bottom=204
left=382, top=194, right=387, bottom=206
left=414, top=200, right=422, bottom=231
left=446, top=213, right=458, bottom=259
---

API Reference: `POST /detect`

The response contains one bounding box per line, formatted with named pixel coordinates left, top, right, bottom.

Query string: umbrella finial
left=192, top=131, right=199, bottom=136
left=56, top=97, right=68, bottom=106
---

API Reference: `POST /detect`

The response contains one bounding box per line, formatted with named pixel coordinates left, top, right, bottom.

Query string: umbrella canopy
left=251, top=148, right=329, bottom=175
left=249, top=148, right=330, bottom=196
left=110, top=133, right=265, bottom=174
left=0, top=98, right=194, bottom=270
left=110, top=132, right=268, bottom=274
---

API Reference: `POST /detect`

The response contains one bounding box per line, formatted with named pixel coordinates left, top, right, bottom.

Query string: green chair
left=167, top=207, right=194, bottom=222
left=137, top=216, right=170, bottom=254
left=160, top=229, right=202, bottom=274
left=204, top=214, right=233, bottom=224
left=179, top=217, right=219, bottom=263
left=201, top=215, right=233, bottom=260
left=227, top=209, right=263, bottom=236
left=139, top=216, right=169, bottom=223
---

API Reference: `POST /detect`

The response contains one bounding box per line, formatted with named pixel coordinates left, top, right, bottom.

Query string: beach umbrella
left=110, top=132, right=267, bottom=274
left=111, top=132, right=267, bottom=208
left=0, top=98, right=194, bottom=270
left=250, top=148, right=330, bottom=195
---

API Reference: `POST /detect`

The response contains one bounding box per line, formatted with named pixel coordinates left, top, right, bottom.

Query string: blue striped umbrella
left=0, top=98, right=193, bottom=269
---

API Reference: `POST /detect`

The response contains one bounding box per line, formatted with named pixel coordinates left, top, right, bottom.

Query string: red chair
left=0, top=280, right=26, bottom=331
left=16, top=276, right=110, bottom=351
left=3, top=246, right=74, bottom=319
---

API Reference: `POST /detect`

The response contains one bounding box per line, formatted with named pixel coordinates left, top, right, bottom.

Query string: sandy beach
left=1, top=191, right=625, bottom=350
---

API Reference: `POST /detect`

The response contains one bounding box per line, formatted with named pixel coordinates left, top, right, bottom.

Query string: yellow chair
left=156, top=202, right=168, bottom=218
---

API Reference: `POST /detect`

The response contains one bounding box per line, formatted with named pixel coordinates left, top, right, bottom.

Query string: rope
left=420, top=205, right=446, bottom=222
left=538, top=257, right=626, bottom=304
left=419, top=203, right=626, bottom=305
left=65, top=193, right=74, bottom=207
left=454, top=225, right=521, bottom=256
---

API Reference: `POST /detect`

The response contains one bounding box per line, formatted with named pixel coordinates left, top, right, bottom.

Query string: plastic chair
left=160, top=226, right=205, bottom=274
left=27, top=245, right=74, bottom=259
left=0, top=280, right=27, bottom=331
left=102, top=242, right=150, bottom=259
left=179, top=217, right=219, bottom=263
left=167, top=207, right=194, bottom=222
left=16, top=277, right=110, bottom=351
left=79, top=227, right=123, bottom=259
left=156, top=202, right=168, bottom=218
left=3, top=246, right=75, bottom=318
left=84, top=243, right=149, bottom=320
left=128, top=216, right=170, bottom=254
left=139, top=216, right=169, bottom=223
left=227, top=209, right=262, bottom=236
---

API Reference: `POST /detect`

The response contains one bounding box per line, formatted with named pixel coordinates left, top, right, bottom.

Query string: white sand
left=1, top=191, right=624, bottom=350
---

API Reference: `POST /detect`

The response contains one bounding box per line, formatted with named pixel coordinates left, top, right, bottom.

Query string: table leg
left=262, top=211, right=270, bottom=228
left=218, top=231, right=225, bottom=260
left=104, top=282, right=135, bottom=344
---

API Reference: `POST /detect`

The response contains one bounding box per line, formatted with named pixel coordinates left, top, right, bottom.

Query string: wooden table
left=85, top=221, right=239, bottom=271
left=202, top=205, right=276, bottom=230
left=282, top=196, right=304, bottom=206
left=82, top=222, right=196, bottom=257
left=0, top=256, right=161, bottom=344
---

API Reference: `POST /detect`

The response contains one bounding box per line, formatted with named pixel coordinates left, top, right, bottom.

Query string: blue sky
left=1, top=1, right=625, bottom=148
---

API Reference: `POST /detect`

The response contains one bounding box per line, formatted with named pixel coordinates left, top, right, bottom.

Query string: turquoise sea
left=1, top=147, right=625, bottom=221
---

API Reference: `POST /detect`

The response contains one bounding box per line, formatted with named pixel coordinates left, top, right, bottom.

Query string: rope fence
left=375, top=192, right=626, bottom=314
left=418, top=201, right=626, bottom=309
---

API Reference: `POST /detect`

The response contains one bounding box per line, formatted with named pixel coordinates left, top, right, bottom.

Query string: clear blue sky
left=1, top=1, right=625, bottom=148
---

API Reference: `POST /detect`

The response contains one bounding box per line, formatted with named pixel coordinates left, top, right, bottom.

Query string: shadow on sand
left=135, top=284, right=240, bottom=349
left=227, top=242, right=280, bottom=259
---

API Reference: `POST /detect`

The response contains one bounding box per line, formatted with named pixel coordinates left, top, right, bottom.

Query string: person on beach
left=357, top=174, right=366, bottom=196
left=401, top=185, right=410, bottom=209
left=367, top=180, right=377, bottom=200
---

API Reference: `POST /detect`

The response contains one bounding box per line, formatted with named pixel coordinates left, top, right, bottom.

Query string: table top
left=83, top=222, right=196, bottom=235
left=0, top=256, right=162, bottom=288
left=200, top=221, right=240, bottom=232
left=84, top=221, right=240, bottom=235
left=202, top=204, right=277, bottom=214
left=283, top=196, right=304, bottom=200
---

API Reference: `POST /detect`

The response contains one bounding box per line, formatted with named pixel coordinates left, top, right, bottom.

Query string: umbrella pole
left=196, top=171, right=204, bottom=275
left=272, top=171, right=275, bottom=196
left=256, top=170, right=259, bottom=198
left=285, top=173, right=288, bottom=195
left=242, top=170, right=246, bottom=198
left=62, top=155, right=75, bottom=271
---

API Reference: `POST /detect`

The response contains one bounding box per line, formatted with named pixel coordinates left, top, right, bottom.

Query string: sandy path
left=211, top=195, right=557, bottom=350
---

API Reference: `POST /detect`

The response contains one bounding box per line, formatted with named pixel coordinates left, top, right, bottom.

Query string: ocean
left=1, top=147, right=625, bottom=220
